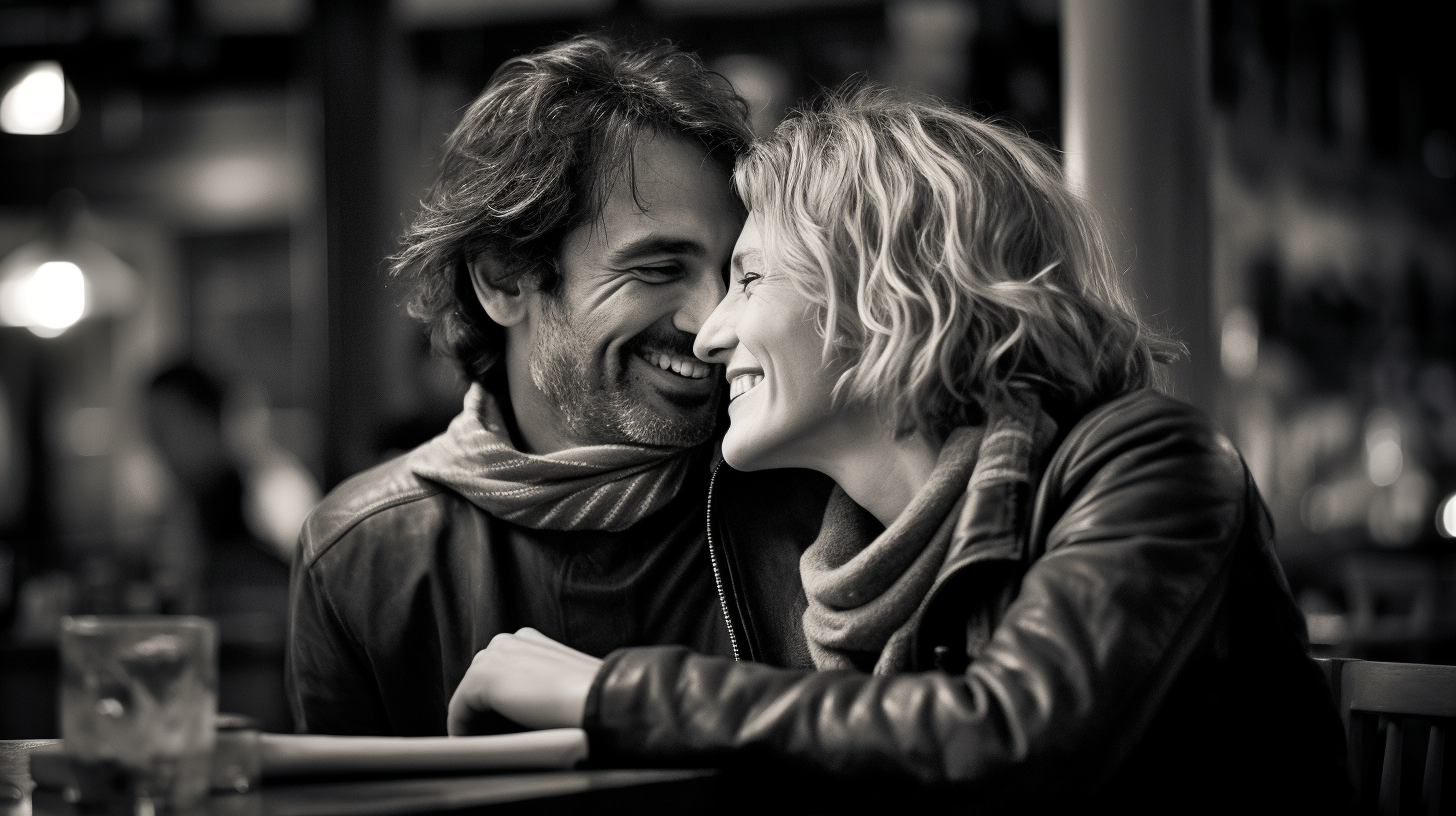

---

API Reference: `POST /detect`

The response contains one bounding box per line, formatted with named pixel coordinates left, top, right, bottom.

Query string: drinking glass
left=60, top=616, right=217, bottom=813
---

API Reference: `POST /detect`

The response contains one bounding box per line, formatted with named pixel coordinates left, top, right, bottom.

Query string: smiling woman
left=695, top=215, right=857, bottom=478
left=451, top=85, right=1354, bottom=812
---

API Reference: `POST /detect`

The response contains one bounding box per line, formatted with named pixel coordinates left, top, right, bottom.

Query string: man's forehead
left=581, top=131, right=741, bottom=255
left=605, top=132, right=731, bottom=209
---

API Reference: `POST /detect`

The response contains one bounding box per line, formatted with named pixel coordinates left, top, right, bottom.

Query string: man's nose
left=673, top=264, right=728, bottom=336
left=693, top=290, right=737, bottom=365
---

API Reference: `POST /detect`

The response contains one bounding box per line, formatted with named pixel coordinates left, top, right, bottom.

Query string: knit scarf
left=801, top=394, right=1056, bottom=674
left=408, top=384, right=697, bottom=532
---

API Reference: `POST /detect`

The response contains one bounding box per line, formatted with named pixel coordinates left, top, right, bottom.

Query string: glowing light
left=1220, top=307, right=1259, bottom=380
left=1365, top=411, right=1404, bottom=487
left=0, top=261, right=87, bottom=335
left=1367, top=437, right=1403, bottom=487
left=191, top=154, right=281, bottom=215
left=1438, top=493, right=1456, bottom=538
left=1, top=62, right=66, bottom=135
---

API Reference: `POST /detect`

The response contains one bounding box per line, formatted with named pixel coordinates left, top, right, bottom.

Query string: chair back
left=1318, top=658, right=1456, bottom=816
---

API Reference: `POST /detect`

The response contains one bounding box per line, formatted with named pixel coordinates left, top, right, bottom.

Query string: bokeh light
left=0, top=261, right=87, bottom=336
left=1365, top=413, right=1404, bottom=488
left=0, top=62, right=66, bottom=135
left=1220, top=307, right=1259, bottom=380
left=1438, top=493, right=1456, bottom=538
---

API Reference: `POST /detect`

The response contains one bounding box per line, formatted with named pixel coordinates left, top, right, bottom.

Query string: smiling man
left=286, top=36, right=753, bottom=735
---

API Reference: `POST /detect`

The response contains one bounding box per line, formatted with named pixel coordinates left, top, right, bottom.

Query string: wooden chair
left=1318, top=658, right=1456, bottom=815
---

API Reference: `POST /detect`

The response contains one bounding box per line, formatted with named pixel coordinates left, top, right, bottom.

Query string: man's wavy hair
left=393, top=35, right=753, bottom=384
left=735, top=86, right=1181, bottom=438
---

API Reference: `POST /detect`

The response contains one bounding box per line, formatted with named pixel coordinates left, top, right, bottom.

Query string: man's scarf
left=408, top=384, right=697, bottom=532
left=800, top=393, right=1056, bottom=674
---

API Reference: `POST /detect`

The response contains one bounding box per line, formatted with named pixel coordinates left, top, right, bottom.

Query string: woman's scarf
left=408, top=384, right=697, bottom=532
left=800, top=393, right=1056, bottom=674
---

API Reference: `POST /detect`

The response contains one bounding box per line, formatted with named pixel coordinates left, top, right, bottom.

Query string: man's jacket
left=286, top=450, right=732, bottom=736
left=583, top=391, right=1353, bottom=811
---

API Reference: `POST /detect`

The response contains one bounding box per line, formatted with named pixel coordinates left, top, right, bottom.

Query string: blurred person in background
left=448, top=89, right=1353, bottom=811
left=286, top=35, right=755, bottom=735
left=146, top=361, right=315, bottom=626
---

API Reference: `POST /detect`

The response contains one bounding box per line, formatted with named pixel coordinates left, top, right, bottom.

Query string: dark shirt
left=286, top=450, right=731, bottom=736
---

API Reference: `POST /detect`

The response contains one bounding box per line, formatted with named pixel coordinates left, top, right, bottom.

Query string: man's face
left=525, top=131, right=742, bottom=449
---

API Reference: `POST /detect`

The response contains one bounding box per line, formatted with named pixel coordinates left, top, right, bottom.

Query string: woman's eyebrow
left=731, top=248, right=762, bottom=275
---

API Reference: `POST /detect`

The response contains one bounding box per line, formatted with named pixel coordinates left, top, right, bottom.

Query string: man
left=287, top=35, right=754, bottom=735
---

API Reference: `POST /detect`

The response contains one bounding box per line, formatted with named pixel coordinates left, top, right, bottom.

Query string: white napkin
left=258, top=729, right=588, bottom=778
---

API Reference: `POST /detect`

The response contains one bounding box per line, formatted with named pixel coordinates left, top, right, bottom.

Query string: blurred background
left=0, top=0, right=1452, bottom=738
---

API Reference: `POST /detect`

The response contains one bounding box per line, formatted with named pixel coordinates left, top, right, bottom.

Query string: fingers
left=447, top=674, right=484, bottom=737
left=446, top=697, right=469, bottom=737
left=449, top=634, right=603, bottom=733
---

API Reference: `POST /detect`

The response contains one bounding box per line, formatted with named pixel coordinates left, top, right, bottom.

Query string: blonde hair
left=734, top=85, right=1180, bottom=437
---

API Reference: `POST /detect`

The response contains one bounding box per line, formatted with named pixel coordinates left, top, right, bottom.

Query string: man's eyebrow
left=607, top=237, right=706, bottom=265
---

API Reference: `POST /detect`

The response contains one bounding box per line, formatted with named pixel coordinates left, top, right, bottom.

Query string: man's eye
left=736, top=272, right=761, bottom=292
left=633, top=266, right=681, bottom=283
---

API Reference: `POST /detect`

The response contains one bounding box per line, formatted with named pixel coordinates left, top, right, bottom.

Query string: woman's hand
left=447, top=628, right=603, bottom=736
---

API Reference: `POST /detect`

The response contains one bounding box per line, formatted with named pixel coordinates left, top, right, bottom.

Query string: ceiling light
left=1, top=61, right=79, bottom=135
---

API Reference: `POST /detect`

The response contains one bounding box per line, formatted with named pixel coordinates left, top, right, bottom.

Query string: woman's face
left=693, top=214, right=849, bottom=471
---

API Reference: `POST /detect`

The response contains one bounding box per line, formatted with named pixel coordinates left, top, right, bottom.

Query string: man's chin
left=615, top=388, right=718, bottom=448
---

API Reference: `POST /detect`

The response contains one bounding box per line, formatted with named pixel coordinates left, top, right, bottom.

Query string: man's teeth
left=729, top=374, right=763, bottom=400
left=641, top=351, right=712, bottom=379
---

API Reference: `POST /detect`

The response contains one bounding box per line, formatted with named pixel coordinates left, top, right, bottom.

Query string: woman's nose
left=693, top=291, right=739, bottom=365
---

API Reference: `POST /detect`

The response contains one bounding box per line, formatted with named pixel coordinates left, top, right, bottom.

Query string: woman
left=448, top=87, right=1351, bottom=810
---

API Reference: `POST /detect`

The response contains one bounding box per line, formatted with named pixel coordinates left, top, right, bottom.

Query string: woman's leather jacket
left=582, top=390, right=1353, bottom=811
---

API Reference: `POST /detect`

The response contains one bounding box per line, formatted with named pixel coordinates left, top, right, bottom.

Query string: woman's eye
left=736, top=272, right=761, bottom=293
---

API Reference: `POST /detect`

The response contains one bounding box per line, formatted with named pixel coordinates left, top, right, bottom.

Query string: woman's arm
left=584, top=403, right=1252, bottom=790
left=451, top=402, right=1255, bottom=791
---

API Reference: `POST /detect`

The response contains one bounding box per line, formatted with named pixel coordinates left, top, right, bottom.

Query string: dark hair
left=392, top=35, right=754, bottom=384
left=147, top=361, right=225, bottom=421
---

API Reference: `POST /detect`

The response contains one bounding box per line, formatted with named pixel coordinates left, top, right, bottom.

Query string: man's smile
left=625, top=346, right=719, bottom=405
left=638, top=349, right=713, bottom=379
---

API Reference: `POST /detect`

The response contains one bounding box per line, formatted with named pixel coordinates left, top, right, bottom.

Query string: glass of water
left=60, top=616, right=217, bottom=813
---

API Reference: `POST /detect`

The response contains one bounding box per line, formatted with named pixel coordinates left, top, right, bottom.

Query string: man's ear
left=467, top=255, right=534, bottom=328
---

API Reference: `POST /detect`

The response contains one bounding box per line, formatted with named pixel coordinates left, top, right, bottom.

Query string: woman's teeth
left=641, top=351, right=712, bottom=379
left=729, top=374, right=763, bottom=400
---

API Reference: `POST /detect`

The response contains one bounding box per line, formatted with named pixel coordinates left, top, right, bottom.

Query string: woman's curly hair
left=392, top=35, right=753, bottom=384
left=735, top=85, right=1182, bottom=438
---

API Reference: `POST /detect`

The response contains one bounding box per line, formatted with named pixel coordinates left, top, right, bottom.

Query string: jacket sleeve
left=286, top=531, right=393, bottom=736
left=583, top=402, right=1249, bottom=792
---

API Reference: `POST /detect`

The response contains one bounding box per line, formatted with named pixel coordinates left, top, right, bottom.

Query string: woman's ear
left=467, top=255, right=533, bottom=327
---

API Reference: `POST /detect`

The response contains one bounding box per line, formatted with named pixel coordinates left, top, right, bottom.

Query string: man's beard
left=528, top=296, right=717, bottom=448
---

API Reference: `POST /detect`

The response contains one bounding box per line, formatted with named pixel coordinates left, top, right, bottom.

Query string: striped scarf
left=801, top=393, right=1056, bottom=674
left=408, top=384, right=697, bottom=532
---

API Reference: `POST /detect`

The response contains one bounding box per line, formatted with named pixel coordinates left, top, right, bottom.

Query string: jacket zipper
left=705, top=460, right=742, bottom=661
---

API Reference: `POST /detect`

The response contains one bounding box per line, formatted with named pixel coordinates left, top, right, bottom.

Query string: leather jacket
left=583, top=391, right=1353, bottom=811
left=286, top=450, right=733, bottom=736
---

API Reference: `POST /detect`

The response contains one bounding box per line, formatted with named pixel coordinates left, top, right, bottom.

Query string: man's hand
left=447, top=628, right=603, bottom=736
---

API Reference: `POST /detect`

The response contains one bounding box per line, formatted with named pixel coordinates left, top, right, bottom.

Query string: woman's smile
left=727, top=369, right=763, bottom=400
